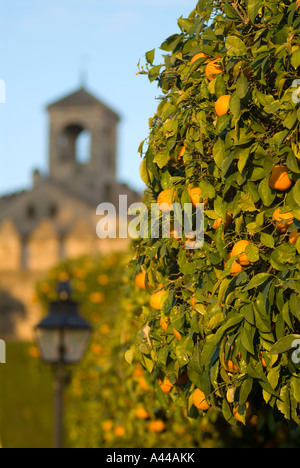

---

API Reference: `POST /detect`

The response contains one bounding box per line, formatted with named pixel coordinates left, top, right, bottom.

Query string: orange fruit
left=229, top=260, right=243, bottom=277
left=205, top=59, right=222, bottom=81
left=89, top=292, right=105, bottom=304
left=139, top=377, right=150, bottom=391
left=259, top=352, right=267, bottom=368
left=160, top=315, right=170, bottom=331
left=192, top=389, right=211, bottom=411
left=268, top=165, right=292, bottom=191
left=157, top=189, right=176, bottom=212
left=178, top=146, right=186, bottom=159
left=97, top=274, right=108, bottom=285
left=136, top=408, right=150, bottom=419
left=170, top=229, right=181, bottom=240
left=272, top=208, right=294, bottom=233
left=149, top=420, right=165, bottom=433
left=150, top=290, right=167, bottom=310
left=173, top=328, right=182, bottom=341
left=191, top=294, right=196, bottom=310
left=212, top=212, right=232, bottom=230
left=223, top=360, right=239, bottom=374
left=215, top=95, right=231, bottom=117
left=102, top=420, right=113, bottom=432
left=191, top=52, right=207, bottom=65
left=188, top=187, right=208, bottom=208
left=114, top=426, right=125, bottom=437
left=233, top=403, right=250, bottom=423
left=289, top=230, right=299, bottom=244
left=135, top=272, right=146, bottom=290
left=231, top=240, right=251, bottom=266
left=158, top=377, right=173, bottom=393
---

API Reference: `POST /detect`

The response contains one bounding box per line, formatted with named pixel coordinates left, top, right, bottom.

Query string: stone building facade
left=0, top=87, right=139, bottom=340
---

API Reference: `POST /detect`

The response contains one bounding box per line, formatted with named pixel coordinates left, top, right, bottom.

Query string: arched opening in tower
left=58, top=124, right=91, bottom=165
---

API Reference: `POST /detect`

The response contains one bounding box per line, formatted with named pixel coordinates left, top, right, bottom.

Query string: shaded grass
left=0, top=341, right=54, bottom=448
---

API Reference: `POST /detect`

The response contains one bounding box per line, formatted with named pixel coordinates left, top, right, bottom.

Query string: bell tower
left=46, top=87, right=120, bottom=204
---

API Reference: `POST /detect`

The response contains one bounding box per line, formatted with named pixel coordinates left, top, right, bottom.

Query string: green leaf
left=175, top=335, right=194, bottom=367
left=245, top=244, right=260, bottom=262
left=145, top=49, right=155, bottom=65
left=291, top=48, right=300, bottom=69
left=241, top=327, right=255, bottom=354
left=125, top=345, right=135, bottom=365
left=244, top=273, right=271, bottom=291
left=225, top=36, right=248, bottom=56
left=239, top=378, right=253, bottom=405
left=230, top=92, right=241, bottom=118
left=213, top=138, right=226, bottom=169
left=292, top=179, right=300, bottom=208
left=236, top=74, right=249, bottom=99
left=238, top=193, right=257, bottom=212
left=258, top=178, right=276, bottom=207
left=248, top=0, right=262, bottom=23
left=270, top=335, right=300, bottom=355
left=260, top=233, right=275, bottom=248
left=237, top=146, right=251, bottom=173
left=153, top=150, right=170, bottom=169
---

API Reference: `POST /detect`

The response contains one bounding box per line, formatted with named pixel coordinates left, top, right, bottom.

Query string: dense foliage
left=132, top=0, right=300, bottom=425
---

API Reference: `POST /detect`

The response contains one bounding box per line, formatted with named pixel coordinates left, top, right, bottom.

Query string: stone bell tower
left=47, top=87, right=120, bottom=205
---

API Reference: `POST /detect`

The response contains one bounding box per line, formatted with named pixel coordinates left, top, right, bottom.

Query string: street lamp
left=35, top=280, right=92, bottom=449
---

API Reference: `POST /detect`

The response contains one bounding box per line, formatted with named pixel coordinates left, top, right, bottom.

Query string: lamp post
left=35, top=281, right=92, bottom=449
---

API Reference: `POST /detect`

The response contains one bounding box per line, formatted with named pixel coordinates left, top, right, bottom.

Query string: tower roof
left=46, top=87, right=120, bottom=121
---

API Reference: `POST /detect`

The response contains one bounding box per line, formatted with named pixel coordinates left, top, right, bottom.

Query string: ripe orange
left=173, top=328, right=182, bottom=341
left=223, top=359, right=239, bottom=374
left=178, top=146, right=186, bottom=159
left=231, top=240, right=251, bottom=266
left=205, top=59, right=222, bottom=81
left=135, top=272, right=146, bottom=290
left=192, top=389, right=211, bottom=411
left=191, top=294, right=196, bottom=310
left=272, top=208, right=294, bottom=233
left=89, top=292, right=105, bottom=304
left=160, top=314, right=170, bottom=331
left=233, top=403, right=250, bottom=423
left=228, top=260, right=243, bottom=277
left=149, top=420, right=165, bottom=433
left=289, top=230, right=299, bottom=244
left=136, top=408, right=150, bottom=419
left=158, top=377, right=173, bottom=393
left=188, top=187, right=208, bottom=208
left=268, top=165, right=293, bottom=191
left=157, top=189, right=176, bottom=212
left=212, top=212, right=232, bottom=230
left=139, top=377, right=150, bottom=391
left=215, top=95, right=231, bottom=117
left=150, top=290, right=167, bottom=310
left=114, top=426, right=125, bottom=437
left=102, top=420, right=113, bottom=432
left=191, top=52, right=207, bottom=65
left=170, top=229, right=181, bottom=240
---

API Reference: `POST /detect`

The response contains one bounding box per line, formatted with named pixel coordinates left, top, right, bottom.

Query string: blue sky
left=0, top=0, right=197, bottom=196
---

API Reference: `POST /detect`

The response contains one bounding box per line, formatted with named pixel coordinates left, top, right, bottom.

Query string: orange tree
left=36, top=254, right=221, bottom=448
left=132, top=0, right=300, bottom=426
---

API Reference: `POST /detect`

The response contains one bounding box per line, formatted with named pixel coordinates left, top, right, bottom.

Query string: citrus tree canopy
left=132, top=0, right=300, bottom=425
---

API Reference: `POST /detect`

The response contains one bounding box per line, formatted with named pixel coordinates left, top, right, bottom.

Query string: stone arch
left=64, top=219, right=96, bottom=258
left=0, top=219, right=22, bottom=271
left=27, top=220, right=60, bottom=271
left=58, top=123, right=91, bottom=165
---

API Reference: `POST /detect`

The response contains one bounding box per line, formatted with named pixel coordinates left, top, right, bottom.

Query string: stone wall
left=0, top=217, right=129, bottom=340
